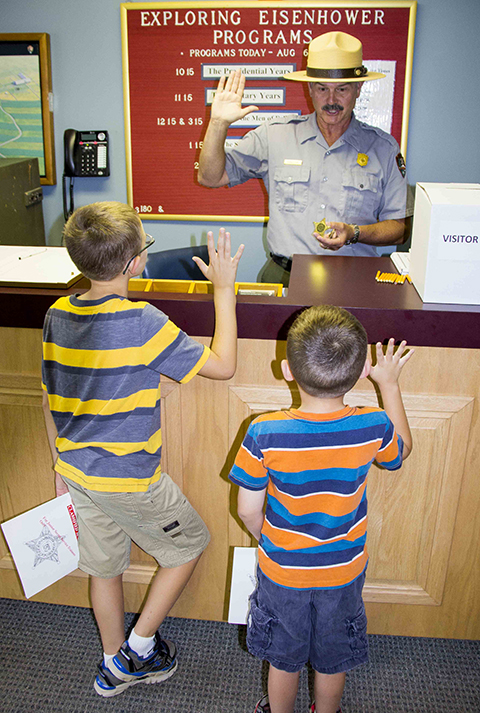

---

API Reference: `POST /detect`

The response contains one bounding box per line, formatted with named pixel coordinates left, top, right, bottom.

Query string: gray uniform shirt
left=225, top=113, right=412, bottom=258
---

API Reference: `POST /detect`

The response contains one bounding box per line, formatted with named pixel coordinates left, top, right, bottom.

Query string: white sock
left=103, top=653, right=115, bottom=666
left=128, top=628, right=155, bottom=658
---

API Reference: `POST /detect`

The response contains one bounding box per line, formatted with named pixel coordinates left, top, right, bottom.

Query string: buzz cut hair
left=63, top=201, right=143, bottom=281
left=286, top=305, right=368, bottom=398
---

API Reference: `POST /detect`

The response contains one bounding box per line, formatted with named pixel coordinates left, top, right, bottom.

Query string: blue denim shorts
left=246, top=568, right=368, bottom=674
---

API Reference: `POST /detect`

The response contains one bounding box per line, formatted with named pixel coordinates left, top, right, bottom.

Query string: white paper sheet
left=228, top=546, right=258, bottom=625
left=0, top=246, right=82, bottom=287
left=1, top=494, right=79, bottom=598
left=355, top=60, right=396, bottom=134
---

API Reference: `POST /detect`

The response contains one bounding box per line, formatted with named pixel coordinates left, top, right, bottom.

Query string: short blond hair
left=63, top=202, right=143, bottom=281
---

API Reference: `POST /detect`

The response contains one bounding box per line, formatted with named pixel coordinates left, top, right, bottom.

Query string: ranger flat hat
left=283, top=31, right=385, bottom=83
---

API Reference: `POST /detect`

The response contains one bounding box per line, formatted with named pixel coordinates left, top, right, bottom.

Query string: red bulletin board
left=121, top=1, right=416, bottom=221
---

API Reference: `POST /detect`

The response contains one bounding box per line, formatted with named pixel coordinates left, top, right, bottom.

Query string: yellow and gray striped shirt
left=42, top=294, right=209, bottom=492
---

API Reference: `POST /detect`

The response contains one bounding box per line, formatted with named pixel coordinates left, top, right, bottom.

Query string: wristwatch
left=345, top=224, right=360, bottom=245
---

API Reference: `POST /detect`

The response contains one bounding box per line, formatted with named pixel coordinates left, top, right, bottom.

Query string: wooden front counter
left=1, top=256, right=479, bottom=639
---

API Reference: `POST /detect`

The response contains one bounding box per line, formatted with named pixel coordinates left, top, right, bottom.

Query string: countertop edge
left=1, top=287, right=479, bottom=348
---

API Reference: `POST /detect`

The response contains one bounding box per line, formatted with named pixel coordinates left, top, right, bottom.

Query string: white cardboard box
left=409, top=183, right=480, bottom=305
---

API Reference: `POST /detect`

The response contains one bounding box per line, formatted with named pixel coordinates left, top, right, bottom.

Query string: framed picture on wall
left=121, top=0, right=416, bottom=221
left=0, top=33, right=56, bottom=185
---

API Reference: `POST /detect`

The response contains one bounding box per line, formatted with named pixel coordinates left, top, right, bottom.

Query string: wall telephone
left=63, top=129, right=110, bottom=177
left=63, top=129, right=110, bottom=220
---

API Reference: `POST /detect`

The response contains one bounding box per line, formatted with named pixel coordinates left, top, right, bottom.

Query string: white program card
left=228, top=546, right=258, bottom=625
left=1, top=494, right=79, bottom=599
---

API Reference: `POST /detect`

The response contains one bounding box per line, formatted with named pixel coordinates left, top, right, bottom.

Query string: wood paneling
left=1, top=327, right=480, bottom=639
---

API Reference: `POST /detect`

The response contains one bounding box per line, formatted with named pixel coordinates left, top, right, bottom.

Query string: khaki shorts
left=63, top=473, right=210, bottom=578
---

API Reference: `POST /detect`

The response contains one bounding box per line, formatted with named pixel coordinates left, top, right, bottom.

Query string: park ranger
left=198, top=31, right=412, bottom=286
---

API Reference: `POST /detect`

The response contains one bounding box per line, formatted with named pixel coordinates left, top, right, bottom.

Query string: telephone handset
left=63, top=129, right=110, bottom=177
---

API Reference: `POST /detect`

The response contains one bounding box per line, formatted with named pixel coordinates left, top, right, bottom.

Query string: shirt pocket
left=273, top=165, right=310, bottom=213
left=343, top=166, right=381, bottom=218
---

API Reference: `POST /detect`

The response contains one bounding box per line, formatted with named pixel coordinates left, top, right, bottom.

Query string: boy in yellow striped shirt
left=42, top=201, right=243, bottom=696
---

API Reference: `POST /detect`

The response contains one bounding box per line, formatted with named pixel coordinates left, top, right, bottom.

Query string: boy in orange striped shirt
left=230, top=305, right=413, bottom=713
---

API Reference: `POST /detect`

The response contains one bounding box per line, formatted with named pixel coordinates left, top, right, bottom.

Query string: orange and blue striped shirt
left=42, top=294, right=210, bottom=492
left=229, top=406, right=403, bottom=589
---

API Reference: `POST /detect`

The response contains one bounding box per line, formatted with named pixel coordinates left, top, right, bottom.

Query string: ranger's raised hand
left=199, top=70, right=258, bottom=187
left=211, top=69, right=258, bottom=127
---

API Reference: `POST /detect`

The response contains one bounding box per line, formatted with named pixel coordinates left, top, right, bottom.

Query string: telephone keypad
left=80, top=145, right=96, bottom=175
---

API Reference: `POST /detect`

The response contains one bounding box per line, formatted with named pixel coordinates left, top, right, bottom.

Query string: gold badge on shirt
left=357, top=153, right=369, bottom=167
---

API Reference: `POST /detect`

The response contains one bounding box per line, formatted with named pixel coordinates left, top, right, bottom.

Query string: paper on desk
left=0, top=246, right=81, bottom=288
left=228, top=547, right=258, bottom=625
left=1, top=494, right=79, bottom=598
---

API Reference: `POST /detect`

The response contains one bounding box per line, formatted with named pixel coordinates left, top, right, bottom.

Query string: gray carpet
left=0, top=597, right=479, bottom=712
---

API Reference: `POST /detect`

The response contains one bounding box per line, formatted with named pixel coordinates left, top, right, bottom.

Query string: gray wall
left=2, top=0, right=479, bottom=281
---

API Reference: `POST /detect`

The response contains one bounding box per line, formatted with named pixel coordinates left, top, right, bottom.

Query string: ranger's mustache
left=322, top=104, right=344, bottom=112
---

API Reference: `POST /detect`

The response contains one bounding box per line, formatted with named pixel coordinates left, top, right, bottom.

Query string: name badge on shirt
left=283, top=159, right=303, bottom=166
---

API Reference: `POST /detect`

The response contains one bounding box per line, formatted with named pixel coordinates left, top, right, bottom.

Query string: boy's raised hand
left=369, top=338, right=414, bottom=458
left=192, top=228, right=244, bottom=288
left=195, top=229, right=244, bottom=380
left=369, top=338, right=414, bottom=387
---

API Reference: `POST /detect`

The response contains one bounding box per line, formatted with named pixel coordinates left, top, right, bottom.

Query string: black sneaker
left=94, top=661, right=134, bottom=697
left=254, top=695, right=271, bottom=713
left=108, top=632, right=177, bottom=684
